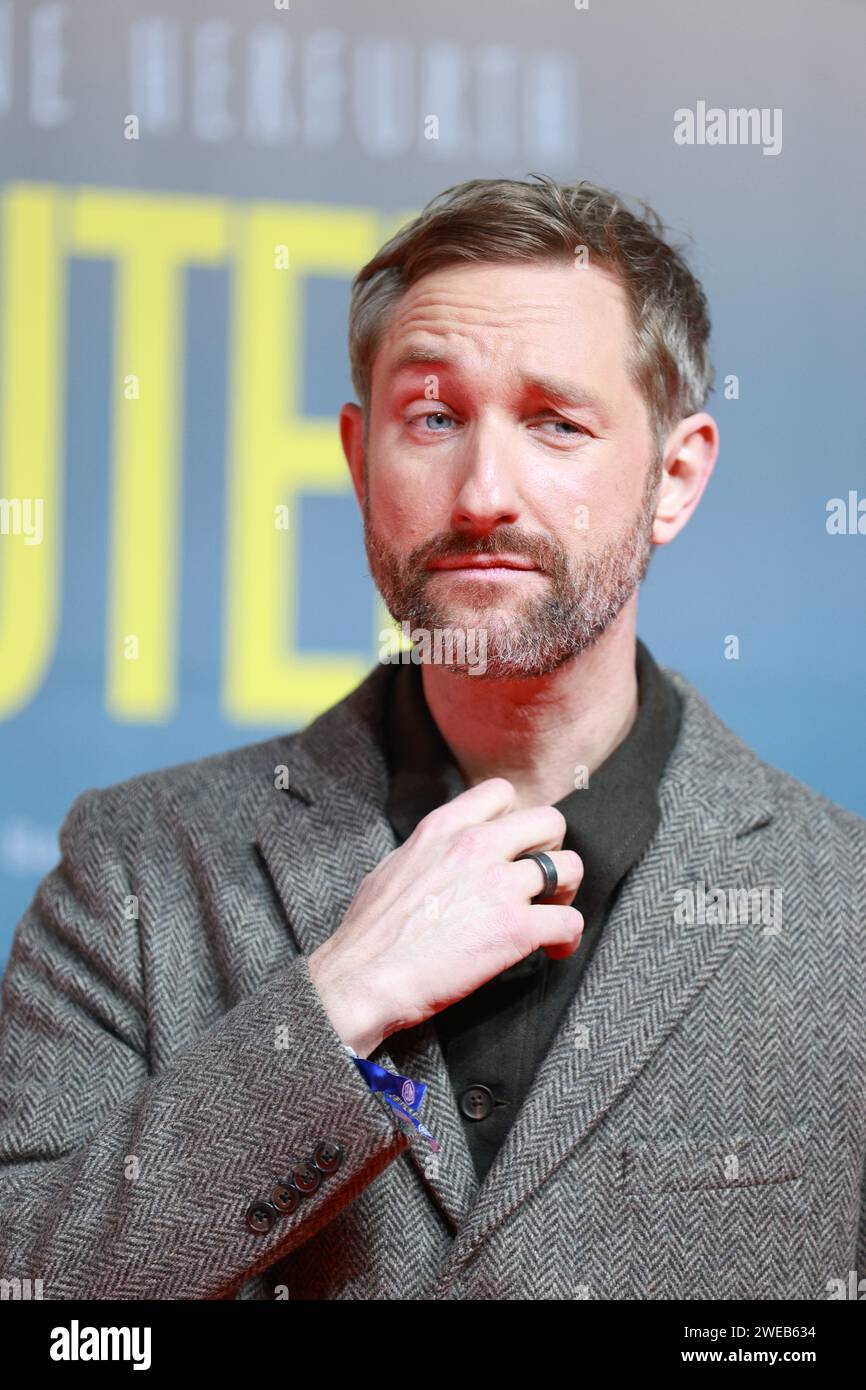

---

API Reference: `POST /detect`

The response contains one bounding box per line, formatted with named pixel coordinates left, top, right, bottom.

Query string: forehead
left=375, top=258, right=634, bottom=386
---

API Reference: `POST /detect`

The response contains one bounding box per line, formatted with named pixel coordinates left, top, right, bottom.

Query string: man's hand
left=308, top=777, right=583, bottom=1057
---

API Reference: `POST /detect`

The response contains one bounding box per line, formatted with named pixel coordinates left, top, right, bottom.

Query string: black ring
left=514, top=850, right=559, bottom=901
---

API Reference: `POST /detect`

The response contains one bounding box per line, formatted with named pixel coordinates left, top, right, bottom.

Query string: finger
left=525, top=903, right=585, bottom=959
left=543, top=933, right=583, bottom=962
left=494, top=805, right=574, bottom=858
left=416, top=776, right=517, bottom=835
left=414, top=785, right=574, bottom=868
left=447, top=803, right=571, bottom=860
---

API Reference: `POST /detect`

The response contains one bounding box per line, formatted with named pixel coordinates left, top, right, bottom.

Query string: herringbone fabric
left=1, top=657, right=865, bottom=1300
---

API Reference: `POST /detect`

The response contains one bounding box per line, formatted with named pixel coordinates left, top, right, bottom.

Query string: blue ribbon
left=350, top=1056, right=439, bottom=1152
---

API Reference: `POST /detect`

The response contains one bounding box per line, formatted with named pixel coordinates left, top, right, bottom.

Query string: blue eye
left=538, top=418, right=587, bottom=436
left=404, top=411, right=589, bottom=438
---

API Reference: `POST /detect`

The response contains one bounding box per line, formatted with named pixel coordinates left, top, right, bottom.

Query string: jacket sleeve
left=0, top=789, right=412, bottom=1300
left=857, top=1145, right=866, bottom=1290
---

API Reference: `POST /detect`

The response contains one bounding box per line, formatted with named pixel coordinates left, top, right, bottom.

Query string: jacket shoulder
left=759, top=757, right=866, bottom=854
left=59, top=662, right=392, bottom=849
left=662, top=663, right=866, bottom=848
left=60, top=730, right=304, bottom=851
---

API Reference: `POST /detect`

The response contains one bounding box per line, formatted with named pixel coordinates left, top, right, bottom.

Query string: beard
left=363, top=455, right=663, bottom=680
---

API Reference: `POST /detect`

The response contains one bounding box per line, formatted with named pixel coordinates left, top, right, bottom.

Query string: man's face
left=358, top=258, right=663, bottom=679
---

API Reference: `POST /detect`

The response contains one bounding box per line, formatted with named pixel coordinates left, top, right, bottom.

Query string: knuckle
left=411, top=804, right=448, bottom=842
left=563, top=849, right=583, bottom=878
left=491, top=903, right=528, bottom=953
left=355, top=866, right=382, bottom=900
left=455, top=824, right=488, bottom=858
left=569, top=913, right=584, bottom=943
left=486, top=860, right=513, bottom=897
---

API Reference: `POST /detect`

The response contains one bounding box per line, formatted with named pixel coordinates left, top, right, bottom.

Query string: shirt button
left=460, top=1084, right=495, bottom=1121
left=245, top=1197, right=279, bottom=1234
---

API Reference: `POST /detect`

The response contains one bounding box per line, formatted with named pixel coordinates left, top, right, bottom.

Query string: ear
left=340, top=403, right=366, bottom=512
left=651, top=412, right=719, bottom=546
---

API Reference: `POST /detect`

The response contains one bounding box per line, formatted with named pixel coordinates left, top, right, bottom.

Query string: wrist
left=308, top=949, right=386, bottom=1058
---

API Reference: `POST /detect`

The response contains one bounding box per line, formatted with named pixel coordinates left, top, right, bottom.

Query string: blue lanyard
left=343, top=1045, right=439, bottom=1151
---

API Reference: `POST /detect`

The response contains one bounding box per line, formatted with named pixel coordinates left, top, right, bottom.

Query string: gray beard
left=363, top=458, right=662, bottom=680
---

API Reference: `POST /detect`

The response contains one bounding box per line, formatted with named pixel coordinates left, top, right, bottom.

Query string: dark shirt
left=383, top=637, right=682, bottom=1185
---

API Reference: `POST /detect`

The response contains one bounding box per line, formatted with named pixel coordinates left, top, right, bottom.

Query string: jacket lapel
left=426, top=669, right=777, bottom=1295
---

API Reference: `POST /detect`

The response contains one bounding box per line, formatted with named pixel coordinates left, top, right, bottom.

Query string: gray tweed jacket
left=1, top=657, right=865, bottom=1301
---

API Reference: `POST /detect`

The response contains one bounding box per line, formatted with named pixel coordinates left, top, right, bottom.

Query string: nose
left=449, top=422, right=521, bottom=534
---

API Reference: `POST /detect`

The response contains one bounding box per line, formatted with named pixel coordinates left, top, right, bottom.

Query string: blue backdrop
left=1, top=0, right=864, bottom=977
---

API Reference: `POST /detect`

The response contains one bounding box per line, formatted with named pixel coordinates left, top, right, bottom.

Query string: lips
left=429, top=555, right=537, bottom=571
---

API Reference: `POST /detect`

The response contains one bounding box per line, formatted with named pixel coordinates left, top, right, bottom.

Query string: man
left=1, top=175, right=864, bottom=1301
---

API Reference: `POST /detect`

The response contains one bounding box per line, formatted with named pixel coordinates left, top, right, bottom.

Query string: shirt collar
left=384, top=637, right=682, bottom=917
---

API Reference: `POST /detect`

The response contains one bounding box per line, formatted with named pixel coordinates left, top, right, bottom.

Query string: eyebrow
left=389, top=346, right=610, bottom=422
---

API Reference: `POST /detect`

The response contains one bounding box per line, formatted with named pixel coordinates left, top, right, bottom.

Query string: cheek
left=574, top=439, right=651, bottom=516
left=370, top=461, right=446, bottom=536
left=540, top=471, right=642, bottom=551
